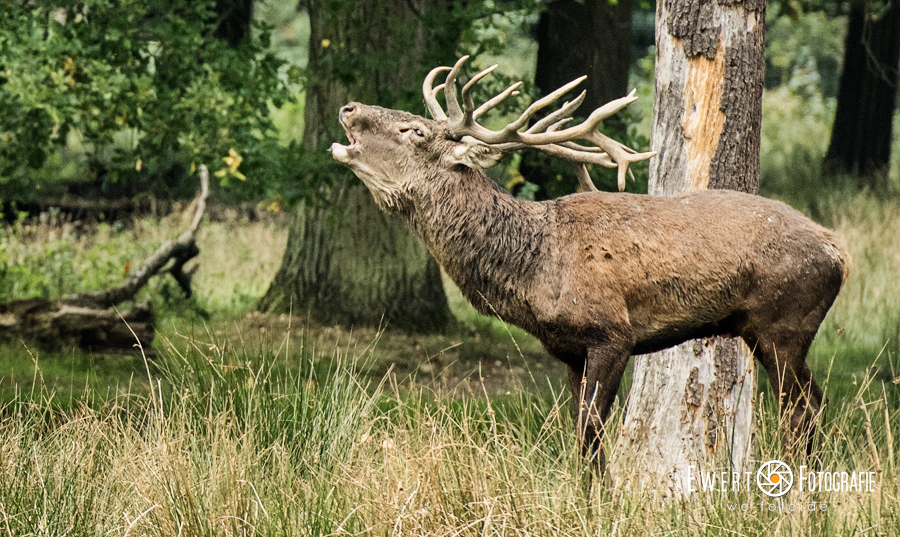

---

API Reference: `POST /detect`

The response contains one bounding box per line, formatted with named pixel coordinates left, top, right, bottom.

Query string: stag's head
left=331, top=56, right=655, bottom=210
left=330, top=103, right=503, bottom=211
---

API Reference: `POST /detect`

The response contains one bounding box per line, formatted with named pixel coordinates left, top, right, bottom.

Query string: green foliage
left=0, top=214, right=130, bottom=301
left=0, top=0, right=294, bottom=201
left=302, top=0, right=541, bottom=122
left=765, top=12, right=845, bottom=98
left=759, top=86, right=839, bottom=208
left=0, top=207, right=287, bottom=322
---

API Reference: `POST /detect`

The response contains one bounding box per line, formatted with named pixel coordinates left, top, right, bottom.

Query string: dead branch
left=0, top=166, right=211, bottom=353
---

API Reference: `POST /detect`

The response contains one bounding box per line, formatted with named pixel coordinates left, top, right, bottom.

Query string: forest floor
left=1, top=187, right=897, bottom=406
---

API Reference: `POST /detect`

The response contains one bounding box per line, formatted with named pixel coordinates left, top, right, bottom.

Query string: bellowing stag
left=330, top=57, right=849, bottom=461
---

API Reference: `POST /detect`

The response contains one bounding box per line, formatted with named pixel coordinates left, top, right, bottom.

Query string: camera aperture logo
left=756, top=460, right=793, bottom=497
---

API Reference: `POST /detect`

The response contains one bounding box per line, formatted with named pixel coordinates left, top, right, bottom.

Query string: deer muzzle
left=330, top=105, right=359, bottom=164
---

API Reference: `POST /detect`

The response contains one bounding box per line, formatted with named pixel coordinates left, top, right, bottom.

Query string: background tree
left=609, top=0, right=765, bottom=493
left=257, top=0, right=467, bottom=332
left=214, top=0, right=255, bottom=46
left=824, top=0, right=900, bottom=189
left=258, top=1, right=543, bottom=332
left=520, top=0, right=634, bottom=199
left=534, top=0, right=633, bottom=120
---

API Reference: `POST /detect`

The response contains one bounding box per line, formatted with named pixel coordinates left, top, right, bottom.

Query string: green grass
left=3, top=172, right=898, bottom=402
left=0, top=193, right=896, bottom=534
left=756, top=87, right=900, bottom=383
left=0, top=327, right=897, bottom=535
left=0, top=345, right=145, bottom=409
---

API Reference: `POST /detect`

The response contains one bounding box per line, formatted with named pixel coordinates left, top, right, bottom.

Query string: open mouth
left=340, top=116, right=358, bottom=147
left=330, top=118, right=358, bottom=163
left=339, top=117, right=356, bottom=146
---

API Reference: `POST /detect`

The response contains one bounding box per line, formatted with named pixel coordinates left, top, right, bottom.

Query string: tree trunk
left=523, top=0, right=633, bottom=199
left=609, top=0, right=765, bottom=495
left=0, top=299, right=155, bottom=354
left=257, top=181, right=449, bottom=332
left=534, top=0, right=633, bottom=118
left=257, top=0, right=451, bottom=333
left=214, top=0, right=254, bottom=46
left=824, top=0, right=900, bottom=189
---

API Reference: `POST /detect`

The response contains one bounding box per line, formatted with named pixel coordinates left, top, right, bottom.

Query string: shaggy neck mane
left=406, top=167, right=553, bottom=327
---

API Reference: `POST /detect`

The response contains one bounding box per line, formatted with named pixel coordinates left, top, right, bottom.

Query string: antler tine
left=489, top=141, right=616, bottom=166
left=502, top=75, right=587, bottom=135
left=558, top=141, right=603, bottom=152
left=616, top=150, right=656, bottom=191
left=473, top=82, right=522, bottom=119
left=584, top=127, right=655, bottom=190
left=432, top=57, right=654, bottom=190
left=443, top=55, right=470, bottom=126
left=462, top=64, right=498, bottom=97
left=575, top=164, right=599, bottom=192
left=547, top=118, right=574, bottom=132
left=460, top=64, right=497, bottom=121
left=576, top=89, right=639, bottom=134
left=526, top=91, right=586, bottom=134
left=423, top=66, right=451, bottom=120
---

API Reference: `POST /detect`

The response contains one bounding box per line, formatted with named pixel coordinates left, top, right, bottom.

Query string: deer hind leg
left=746, top=252, right=844, bottom=455
left=566, top=339, right=631, bottom=471
left=746, top=325, right=824, bottom=455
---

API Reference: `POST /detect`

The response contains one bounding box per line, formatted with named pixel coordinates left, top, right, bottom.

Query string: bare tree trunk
left=609, top=0, right=765, bottom=495
left=824, top=0, right=900, bottom=189
left=213, top=0, right=254, bottom=46
left=258, top=180, right=449, bottom=332
left=257, top=0, right=452, bottom=333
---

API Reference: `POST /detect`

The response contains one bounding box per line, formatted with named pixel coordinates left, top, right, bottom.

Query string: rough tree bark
left=257, top=0, right=451, bottom=332
left=825, top=0, right=900, bottom=189
left=0, top=167, right=210, bottom=353
left=609, top=0, right=765, bottom=494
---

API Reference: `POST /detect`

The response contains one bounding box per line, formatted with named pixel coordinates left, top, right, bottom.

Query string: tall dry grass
left=0, top=94, right=898, bottom=534
left=816, top=194, right=900, bottom=359
left=1, top=326, right=897, bottom=536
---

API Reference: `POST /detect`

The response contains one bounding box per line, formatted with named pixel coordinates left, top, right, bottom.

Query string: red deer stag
left=330, top=56, right=849, bottom=462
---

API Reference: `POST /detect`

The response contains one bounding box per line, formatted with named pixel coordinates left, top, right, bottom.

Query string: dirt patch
left=179, top=311, right=565, bottom=398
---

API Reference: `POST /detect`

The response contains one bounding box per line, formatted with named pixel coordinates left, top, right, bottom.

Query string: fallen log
left=0, top=166, right=210, bottom=354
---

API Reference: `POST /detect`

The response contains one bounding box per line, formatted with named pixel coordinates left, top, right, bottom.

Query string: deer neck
left=407, top=168, right=552, bottom=324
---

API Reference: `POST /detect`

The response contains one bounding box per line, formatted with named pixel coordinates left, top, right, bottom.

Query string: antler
left=423, top=56, right=656, bottom=191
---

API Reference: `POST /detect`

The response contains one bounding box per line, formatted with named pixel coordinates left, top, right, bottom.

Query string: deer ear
left=447, top=139, right=504, bottom=170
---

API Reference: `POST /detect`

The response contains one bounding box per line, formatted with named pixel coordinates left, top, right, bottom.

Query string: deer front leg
left=567, top=339, right=632, bottom=471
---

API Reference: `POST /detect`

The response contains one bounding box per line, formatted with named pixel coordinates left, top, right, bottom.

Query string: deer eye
left=401, top=127, right=425, bottom=138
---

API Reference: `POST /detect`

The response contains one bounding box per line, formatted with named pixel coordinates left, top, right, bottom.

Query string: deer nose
left=339, top=104, right=356, bottom=120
